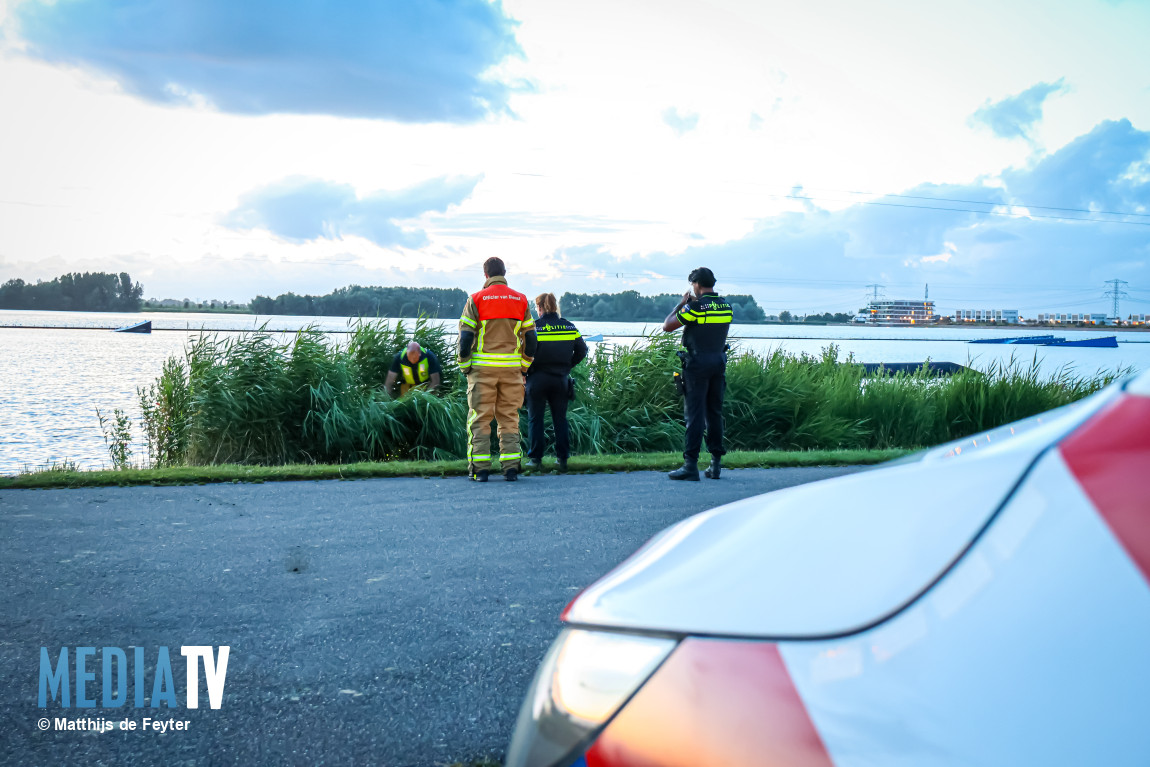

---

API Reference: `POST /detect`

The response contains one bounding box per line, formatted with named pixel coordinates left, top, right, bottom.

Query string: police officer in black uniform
left=524, top=293, right=588, bottom=473
left=662, top=267, right=733, bottom=481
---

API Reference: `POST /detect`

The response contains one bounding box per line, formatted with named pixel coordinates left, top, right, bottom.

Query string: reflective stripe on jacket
left=529, top=313, right=588, bottom=376
left=678, top=292, right=733, bottom=356
left=459, top=276, right=535, bottom=370
left=399, top=354, right=431, bottom=385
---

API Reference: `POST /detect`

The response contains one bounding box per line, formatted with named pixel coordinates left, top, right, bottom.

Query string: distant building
left=863, top=299, right=935, bottom=325
left=1034, top=312, right=1117, bottom=325
left=955, top=309, right=1019, bottom=324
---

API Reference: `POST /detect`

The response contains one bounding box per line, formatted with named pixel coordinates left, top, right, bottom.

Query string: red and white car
left=507, top=370, right=1150, bottom=767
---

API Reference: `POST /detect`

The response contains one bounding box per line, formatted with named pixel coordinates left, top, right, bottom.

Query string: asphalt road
left=0, top=467, right=860, bottom=767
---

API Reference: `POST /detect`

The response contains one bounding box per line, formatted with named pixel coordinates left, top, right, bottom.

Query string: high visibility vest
left=399, top=351, right=431, bottom=386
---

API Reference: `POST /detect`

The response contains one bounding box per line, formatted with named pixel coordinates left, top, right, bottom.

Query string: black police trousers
left=526, top=371, right=570, bottom=460
left=682, top=360, right=726, bottom=462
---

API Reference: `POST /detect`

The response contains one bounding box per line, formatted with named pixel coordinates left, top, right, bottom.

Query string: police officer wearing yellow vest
left=525, top=293, right=588, bottom=473
left=385, top=341, right=442, bottom=396
left=662, top=267, right=733, bottom=481
left=458, top=257, right=537, bottom=482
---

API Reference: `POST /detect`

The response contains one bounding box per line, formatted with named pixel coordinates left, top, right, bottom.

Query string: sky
left=1, top=0, right=1149, bottom=317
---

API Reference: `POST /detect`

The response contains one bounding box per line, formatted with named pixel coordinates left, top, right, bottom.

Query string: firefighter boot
left=504, top=468, right=518, bottom=482
left=668, top=460, right=700, bottom=481
left=704, top=456, right=721, bottom=479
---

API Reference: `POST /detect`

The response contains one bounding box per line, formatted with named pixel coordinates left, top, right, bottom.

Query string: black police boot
left=557, top=458, right=568, bottom=474
left=668, top=460, right=700, bottom=481
left=525, top=458, right=542, bottom=472
left=504, top=468, right=518, bottom=482
left=704, top=456, right=722, bottom=479
left=472, top=469, right=489, bottom=483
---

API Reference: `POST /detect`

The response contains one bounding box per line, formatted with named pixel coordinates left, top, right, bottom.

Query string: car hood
left=563, top=382, right=1122, bottom=639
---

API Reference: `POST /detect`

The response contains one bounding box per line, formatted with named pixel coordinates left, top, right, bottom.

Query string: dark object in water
left=114, top=320, right=151, bottom=333
left=969, top=335, right=1058, bottom=345
left=1056, top=336, right=1118, bottom=348
left=970, top=334, right=1116, bottom=348
left=858, top=362, right=969, bottom=377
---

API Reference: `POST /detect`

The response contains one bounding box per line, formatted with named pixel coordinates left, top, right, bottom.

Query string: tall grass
left=132, top=324, right=1124, bottom=467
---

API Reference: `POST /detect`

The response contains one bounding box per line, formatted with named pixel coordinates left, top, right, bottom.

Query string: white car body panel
left=564, top=385, right=1121, bottom=638
left=779, top=449, right=1150, bottom=766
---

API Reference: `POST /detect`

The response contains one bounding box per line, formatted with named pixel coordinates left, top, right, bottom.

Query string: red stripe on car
left=585, top=638, right=834, bottom=767
left=1060, top=393, right=1150, bottom=584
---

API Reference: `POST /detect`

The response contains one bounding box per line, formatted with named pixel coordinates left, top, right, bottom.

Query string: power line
left=806, top=187, right=1150, bottom=219
left=778, top=193, right=1150, bottom=227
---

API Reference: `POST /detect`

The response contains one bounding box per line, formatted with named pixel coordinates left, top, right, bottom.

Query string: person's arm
left=385, top=354, right=402, bottom=396
left=571, top=334, right=588, bottom=368
left=427, top=351, right=442, bottom=391
left=458, top=299, right=478, bottom=371
left=663, top=291, right=695, bottom=332
left=520, top=306, right=537, bottom=371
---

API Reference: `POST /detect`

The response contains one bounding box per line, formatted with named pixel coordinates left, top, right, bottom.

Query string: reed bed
left=132, top=320, right=1122, bottom=468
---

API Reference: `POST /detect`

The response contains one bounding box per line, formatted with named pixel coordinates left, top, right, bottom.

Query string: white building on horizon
left=955, top=309, right=1019, bottom=324
left=861, top=299, right=935, bottom=325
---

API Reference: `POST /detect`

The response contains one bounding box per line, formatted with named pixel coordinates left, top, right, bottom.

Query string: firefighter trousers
left=466, top=367, right=525, bottom=473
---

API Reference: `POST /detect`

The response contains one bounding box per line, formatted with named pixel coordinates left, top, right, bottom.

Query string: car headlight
left=506, top=628, right=678, bottom=767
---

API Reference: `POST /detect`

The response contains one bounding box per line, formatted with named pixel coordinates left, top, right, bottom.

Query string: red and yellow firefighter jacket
left=458, top=276, right=536, bottom=371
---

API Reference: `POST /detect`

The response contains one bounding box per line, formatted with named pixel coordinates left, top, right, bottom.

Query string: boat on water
left=969, top=335, right=1058, bottom=345
left=969, top=334, right=1117, bottom=348
left=858, top=362, right=969, bottom=377
left=1057, top=336, right=1118, bottom=348
left=113, top=320, right=152, bottom=333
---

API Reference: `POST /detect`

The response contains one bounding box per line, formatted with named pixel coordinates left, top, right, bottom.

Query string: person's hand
left=679, top=291, right=693, bottom=308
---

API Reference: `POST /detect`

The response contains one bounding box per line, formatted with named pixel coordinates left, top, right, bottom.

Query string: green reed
left=132, top=325, right=1123, bottom=467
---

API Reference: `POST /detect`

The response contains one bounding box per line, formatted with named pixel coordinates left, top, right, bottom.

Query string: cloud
left=223, top=175, right=481, bottom=248
left=548, top=119, right=1150, bottom=313
left=971, top=79, right=1067, bottom=141
left=662, top=107, right=699, bottom=136
left=1003, top=118, right=1150, bottom=212
left=9, top=0, right=523, bottom=122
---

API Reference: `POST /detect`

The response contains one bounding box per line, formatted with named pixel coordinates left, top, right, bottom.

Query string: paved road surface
left=0, top=467, right=860, bottom=767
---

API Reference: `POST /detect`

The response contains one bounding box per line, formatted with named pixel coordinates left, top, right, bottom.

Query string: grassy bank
left=91, top=317, right=1123, bottom=472
left=0, top=449, right=907, bottom=489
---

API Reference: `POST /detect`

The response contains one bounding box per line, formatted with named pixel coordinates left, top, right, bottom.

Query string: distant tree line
left=559, top=290, right=767, bottom=323
left=802, top=311, right=855, bottom=324
left=0, top=271, right=143, bottom=311
left=250, top=286, right=469, bottom=317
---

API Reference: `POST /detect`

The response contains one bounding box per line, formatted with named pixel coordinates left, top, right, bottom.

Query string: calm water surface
left=3, top=309, right=1147, bottom=475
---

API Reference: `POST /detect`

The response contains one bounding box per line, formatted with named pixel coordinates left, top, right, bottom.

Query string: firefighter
left=524, top=293, right=588, bottom=473
left=662, top=267, right=733, bottom=481
left=384, top=341, right=442, bottom=396
left=458, top=257, right=537, bottom=482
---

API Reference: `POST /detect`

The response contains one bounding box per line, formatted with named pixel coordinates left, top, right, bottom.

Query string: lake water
left=3, top=308, right=1148, bottom=475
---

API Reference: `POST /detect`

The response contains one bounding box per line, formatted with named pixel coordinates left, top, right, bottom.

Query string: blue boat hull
left=970, top=335, right=1058, bottom=345
left=1057, top=336, right=1117, bottom=348
left=970, top=335, right=1117, bottom=348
